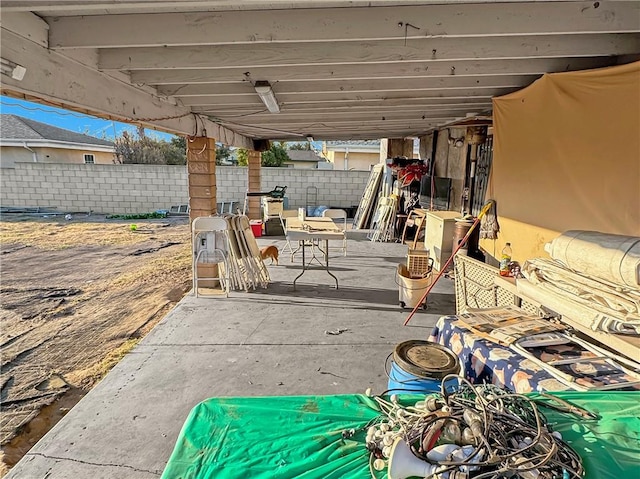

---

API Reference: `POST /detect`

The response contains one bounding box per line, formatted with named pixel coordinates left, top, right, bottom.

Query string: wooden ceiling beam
left=98, top=34, right=640, bottom=70
left=177, top=88, right=515, bottom=106
left=0, top=28, right=252, bottom=148
left=210, top=105, right=491, bottom=120
left=221, top=123, right=440, bottom=140
left=157, top=74, right=539, bottom=97
left=49, top=2, right=640, bottom=49
left=210, top=110, right=476, bottom=127
left=130, top=57, right=619, bottom=85
left=191, top=98, right=494, bottom=113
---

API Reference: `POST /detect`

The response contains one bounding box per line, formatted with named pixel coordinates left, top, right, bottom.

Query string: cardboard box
left=196, top=263, right=220, bottom=289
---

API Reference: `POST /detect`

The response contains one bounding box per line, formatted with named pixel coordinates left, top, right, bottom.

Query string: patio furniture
left=321, top=208, right=348, bottom=255
left=285, top=217, right=344, bottom=290
left=278, top=210, right=298, bottom=258
left=192, top=216, right=230, bottom=298
left=400, top=208, right=428, bottom=250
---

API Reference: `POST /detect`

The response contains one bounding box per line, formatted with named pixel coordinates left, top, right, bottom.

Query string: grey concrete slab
left=6, top=453, right=159, bottom=479
left=7, top=238, right=458, bottom=479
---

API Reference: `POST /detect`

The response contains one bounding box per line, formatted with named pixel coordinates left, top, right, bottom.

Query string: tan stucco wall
left=330, top=151, right=379, bottom=171
left=0, top=146, right=34, bottom=167
left=479, top=218, right=558, bottom=266
left=1, top=146, right=115, bottom=166
left=36, top=147, right=115, bottom=164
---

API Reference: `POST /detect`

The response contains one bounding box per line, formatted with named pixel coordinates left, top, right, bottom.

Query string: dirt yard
left=0, top=213, right=192, bottom=475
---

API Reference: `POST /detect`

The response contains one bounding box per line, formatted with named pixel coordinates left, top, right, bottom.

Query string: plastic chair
left=192, top=216, right=230, bottom=297
left=322, top=209, right=348, bottom=256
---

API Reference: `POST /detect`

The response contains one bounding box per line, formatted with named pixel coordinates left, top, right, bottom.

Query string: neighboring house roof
left=286, top=150, right=325, bottom=163
left=0, top=114, right=115, bottom=150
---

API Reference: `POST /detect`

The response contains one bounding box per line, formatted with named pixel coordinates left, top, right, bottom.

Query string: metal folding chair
left=322, top=208, right=348, bottom=256
left=279, top=210, right=298, bottom=259
left=192, top=216, right=230, bottom=298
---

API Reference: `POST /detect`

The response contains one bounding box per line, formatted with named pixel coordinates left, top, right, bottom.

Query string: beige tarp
left=485, top=62, right=640, bottom=260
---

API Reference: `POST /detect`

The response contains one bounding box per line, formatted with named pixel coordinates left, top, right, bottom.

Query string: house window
left=84, top=154, right=95, bottom=164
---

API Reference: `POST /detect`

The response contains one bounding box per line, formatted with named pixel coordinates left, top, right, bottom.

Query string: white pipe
left=23, top=142, right=37, bottom=162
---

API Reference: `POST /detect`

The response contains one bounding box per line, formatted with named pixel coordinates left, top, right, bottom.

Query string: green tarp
left=161, top=392, right=640, bottom=479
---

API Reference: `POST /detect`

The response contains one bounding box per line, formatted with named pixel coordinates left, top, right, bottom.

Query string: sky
left=0, top=95, right=174, bottom=141
left=0, top=95, right=322, bottom=150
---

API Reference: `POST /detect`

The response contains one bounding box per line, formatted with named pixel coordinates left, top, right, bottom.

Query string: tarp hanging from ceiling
left=490, top=61, right=640, bottom=237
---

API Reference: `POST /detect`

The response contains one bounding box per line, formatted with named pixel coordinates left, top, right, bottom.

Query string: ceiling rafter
left=98, top=34, right=640, bottom=70
left=1, top=1, right=639, bottom=141
left=129, top=57, right=620, bottom=85
left=47, top=2, right=640, bottom=49
left=156, top=74, right=540, bottom=97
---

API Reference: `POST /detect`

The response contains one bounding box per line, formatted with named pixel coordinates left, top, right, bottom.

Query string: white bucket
left=396, top=264, right=432, bottom=309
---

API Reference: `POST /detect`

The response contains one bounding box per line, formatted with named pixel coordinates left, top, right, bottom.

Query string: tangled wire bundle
left=365, top=376, right=584, bottom=479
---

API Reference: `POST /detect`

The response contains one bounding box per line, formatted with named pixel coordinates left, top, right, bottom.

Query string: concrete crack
left=27, top=452, right=161, bottom=476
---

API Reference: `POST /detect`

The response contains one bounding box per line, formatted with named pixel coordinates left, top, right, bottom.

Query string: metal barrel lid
left=393, top=340, right=460, bottom=379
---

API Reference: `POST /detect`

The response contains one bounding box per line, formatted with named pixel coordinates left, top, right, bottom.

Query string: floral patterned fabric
left=428, top=316, right=640, bottom=393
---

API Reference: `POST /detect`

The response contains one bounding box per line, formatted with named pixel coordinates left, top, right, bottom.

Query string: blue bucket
left=387, top=340, right=460, bottom=394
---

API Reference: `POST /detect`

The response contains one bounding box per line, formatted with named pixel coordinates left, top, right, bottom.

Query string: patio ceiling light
left=254, top=81, right=280, bottom=113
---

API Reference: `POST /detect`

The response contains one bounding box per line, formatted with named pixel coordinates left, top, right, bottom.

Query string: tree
left=117, top=134, right=234, bottom=166
left=171, top=136, right=186, bottom=151
left=165, top=136, right=187, bottom=165
left=215, top=144, right=232, bottom=165
left=114, top=127, right=187, bottom=165
left=237, top=148, right=249, bottom=166
left=261, top=142, right=290, bottom=167
left=288, top=142, right=311, bottom=151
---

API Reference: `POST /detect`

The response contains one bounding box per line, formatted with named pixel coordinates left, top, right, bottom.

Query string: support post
left=247, top=150, right=262, bottom=220
left=187, top=136, right=217, bottom=221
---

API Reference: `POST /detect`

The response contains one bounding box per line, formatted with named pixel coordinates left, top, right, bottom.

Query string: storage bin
left=249, top=220, right=262, bottom=238
left=397, top=263, right=432, bottom=309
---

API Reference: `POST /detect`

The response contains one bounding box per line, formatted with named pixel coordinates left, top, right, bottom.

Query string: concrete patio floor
left=7, top=236, right=457, bottom=479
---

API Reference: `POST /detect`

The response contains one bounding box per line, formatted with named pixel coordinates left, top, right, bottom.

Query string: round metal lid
left=393, top=340, right=460, bottom=379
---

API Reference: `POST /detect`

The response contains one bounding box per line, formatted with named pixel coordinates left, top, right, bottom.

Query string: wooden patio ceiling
left=1, top=1, right=639, bottom=146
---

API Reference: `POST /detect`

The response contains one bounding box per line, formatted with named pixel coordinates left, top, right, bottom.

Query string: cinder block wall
left=0, top=163, right=370, bottom=214
left=216, top=167, right=370, bottom=210
left=0, top=163, right=189, bottom=214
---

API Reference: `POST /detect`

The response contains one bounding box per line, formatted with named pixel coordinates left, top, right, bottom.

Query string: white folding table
left=286, top=217, right=345, bottom=290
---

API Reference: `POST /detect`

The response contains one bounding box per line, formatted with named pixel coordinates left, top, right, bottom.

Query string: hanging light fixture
left=254, top=80, right=280, bottom=113
left=0, top=57, right=26, bottom=81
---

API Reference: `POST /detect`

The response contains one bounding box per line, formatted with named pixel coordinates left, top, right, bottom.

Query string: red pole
left=403, top=201, right=494, bottom=326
